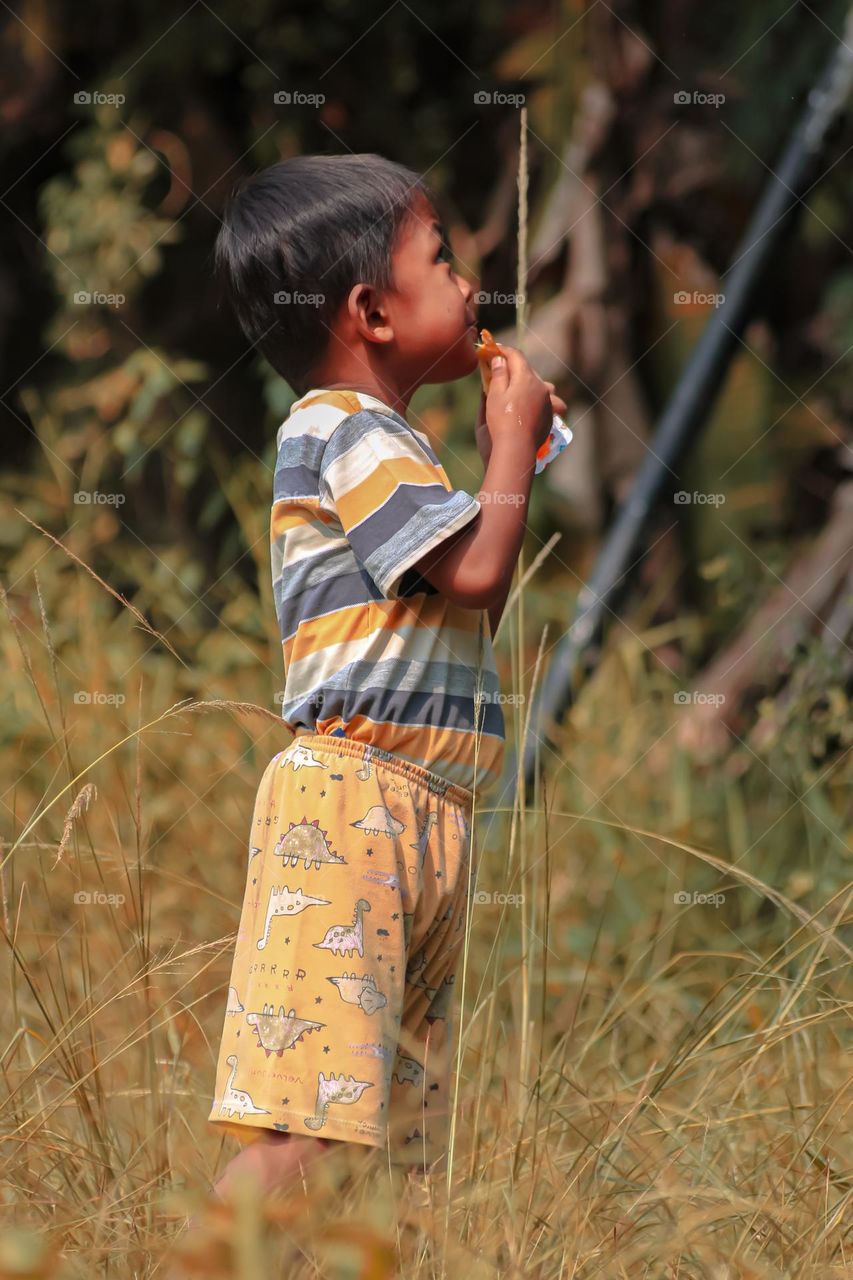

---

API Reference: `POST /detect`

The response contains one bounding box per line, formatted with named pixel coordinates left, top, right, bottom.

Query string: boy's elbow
left=411, top=521, right=504, bottom=609
left=416, top=553, right=502, bottom=610
left=451, top=564, right=502, bottom=609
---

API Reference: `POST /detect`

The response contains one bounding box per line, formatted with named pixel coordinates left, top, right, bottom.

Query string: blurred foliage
left=0, top=0, right=849, bottom=777
left=1, top=2, right=852, bottom=1273
left=39, top=112, right=180, bottom=305
left=2, top=0, right=851, bottom=604
left=687, top=0, right=851, bottom=156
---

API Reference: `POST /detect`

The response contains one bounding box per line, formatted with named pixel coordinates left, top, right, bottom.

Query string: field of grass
left=1, top=445, right=850, bottom=1280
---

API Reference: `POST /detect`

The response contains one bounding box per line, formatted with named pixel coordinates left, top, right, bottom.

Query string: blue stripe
left=283, top=685, right=505, bottom=740
left=273, top=434, right=325, bottom=501
left=319, top=408, right=436, bottom=471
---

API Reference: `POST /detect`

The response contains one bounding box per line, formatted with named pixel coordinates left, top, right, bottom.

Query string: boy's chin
left=449, top=336, right=482, bottom=378
left=417, top=333, right=480, bottom=385
left=428, top=359, right=478, bottom=386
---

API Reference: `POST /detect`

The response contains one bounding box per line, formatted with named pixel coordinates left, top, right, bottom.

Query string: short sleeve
left=318, top=408, right=482, bottom=600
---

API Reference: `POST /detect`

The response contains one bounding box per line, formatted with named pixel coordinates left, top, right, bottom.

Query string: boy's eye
left=436, top=240, right=453, bottom=265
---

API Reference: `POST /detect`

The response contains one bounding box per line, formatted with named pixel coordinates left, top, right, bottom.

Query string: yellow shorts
left=207, top=732, right=475, bottom=1165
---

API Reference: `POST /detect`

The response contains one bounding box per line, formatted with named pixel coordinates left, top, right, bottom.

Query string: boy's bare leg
left=163, top=1133, right=334, bottom=1277
left=211, top=1131, right=334, bottom=1203
left=401, top=1150, right=447, bottom=1204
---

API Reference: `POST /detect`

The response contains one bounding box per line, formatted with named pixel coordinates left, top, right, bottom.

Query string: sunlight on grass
left=1, top=496, right=850, bottom=1277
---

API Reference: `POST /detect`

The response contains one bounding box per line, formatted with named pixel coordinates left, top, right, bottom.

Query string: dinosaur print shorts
left=207, top=731, right=476, bottom=1166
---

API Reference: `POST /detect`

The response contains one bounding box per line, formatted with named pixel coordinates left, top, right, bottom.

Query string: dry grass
left=0, top=482, right=850, bottom=1279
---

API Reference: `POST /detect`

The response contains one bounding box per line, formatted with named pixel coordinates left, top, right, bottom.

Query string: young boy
left=204, top=153, right=565, bottom=1200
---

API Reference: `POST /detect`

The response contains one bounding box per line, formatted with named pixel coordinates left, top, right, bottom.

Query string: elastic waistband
left=291, top=731, right=473, bottom=809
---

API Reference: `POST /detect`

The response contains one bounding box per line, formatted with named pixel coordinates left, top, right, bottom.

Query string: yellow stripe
left=335, top=455, right=450, bottom=532
left=369, top=594, right=482, bottom=632
left=270, top=497, right=333, bottom=542
left=298, top=389, right=366, bottom=416
left=282, top=596, right=484, bottom=668
left=283, top=604, right=370, bottom=667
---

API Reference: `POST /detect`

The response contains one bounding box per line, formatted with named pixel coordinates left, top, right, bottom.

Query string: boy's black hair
left=214, top=153, right=436, bottom=396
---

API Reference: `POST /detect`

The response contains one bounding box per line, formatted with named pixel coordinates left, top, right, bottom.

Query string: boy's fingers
left=492, top=345, right=546, bottom=388
left=495, top=344, right=524, bottom=367
left=491, top=343, right=531, bottom=388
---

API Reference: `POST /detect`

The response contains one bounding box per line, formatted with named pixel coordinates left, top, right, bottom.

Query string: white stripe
left=286, top=615, right=490, bottom=690
left=276, top=401, right=350, bottom=449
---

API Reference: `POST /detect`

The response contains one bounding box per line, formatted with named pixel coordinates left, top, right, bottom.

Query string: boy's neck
left=307, top=372, right=412, bottom=421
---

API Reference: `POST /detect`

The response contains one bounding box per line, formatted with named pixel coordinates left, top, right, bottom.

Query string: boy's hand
left=476, top=368, right=567, bottom=469
left=485, top=346, right=567, bottom=455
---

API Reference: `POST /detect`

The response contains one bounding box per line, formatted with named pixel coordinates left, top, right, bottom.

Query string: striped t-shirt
left=270, top=387, right=506, bottom=799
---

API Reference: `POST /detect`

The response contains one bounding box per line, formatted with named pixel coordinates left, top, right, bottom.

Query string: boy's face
left=381, top=194, right=480, bottom=388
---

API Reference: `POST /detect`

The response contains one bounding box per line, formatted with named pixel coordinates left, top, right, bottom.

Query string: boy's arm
left=413, top=347, right=559, bottom=624
left=410, top=436, right=536, bottom=619
left=487, top=579, right=512, bottom=638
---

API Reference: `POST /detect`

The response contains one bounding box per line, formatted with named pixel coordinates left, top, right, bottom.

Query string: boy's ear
left=347, top=282, right=394, bottom=345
